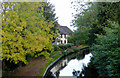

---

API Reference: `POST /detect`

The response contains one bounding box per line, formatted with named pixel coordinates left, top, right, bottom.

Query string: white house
left=54, top=26, right=73, bottom=45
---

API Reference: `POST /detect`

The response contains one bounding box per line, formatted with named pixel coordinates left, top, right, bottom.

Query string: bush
left=67, top=43, right=74, bottom=48
left=72, top=47, right=80, bottom=52
left=53, top=45, right=60, bottom=51
left=68, top=26, right=91, bottom=46
left=91, top=22, right=120, bottom=77
left=58, top=43, right=74, bottom=50
left=58, top=44, right=67, bottom=50
left=62, top=51, right=67, bottom=55
left=66, top=48, right=74, bottom=53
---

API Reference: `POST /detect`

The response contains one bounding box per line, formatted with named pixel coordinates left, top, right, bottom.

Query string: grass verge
left=37, top=51, right=62, bottom=76
left=50, top=51, right=60, bottom=56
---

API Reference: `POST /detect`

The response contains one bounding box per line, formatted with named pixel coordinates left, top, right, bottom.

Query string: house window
left=58, top=40, right=60, bottom=42
left=61, top=40, right=62, bottom=44
left=64, top=34, right=66, bottom=38
left=61, top=35, right=62, bottom=38
left=64, top=40, right=66, bottom=44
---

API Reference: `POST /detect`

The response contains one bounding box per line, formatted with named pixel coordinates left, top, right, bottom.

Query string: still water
left=44, top=50, right=93, bottom=78
left=59, top=53, right=92, bottom=76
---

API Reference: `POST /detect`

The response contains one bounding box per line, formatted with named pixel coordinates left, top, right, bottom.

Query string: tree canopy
left=69, top=1, right=120, bottom=77
left=2, top=2, right=57, bottom=64
left=69, top=2, right=120, bottom=45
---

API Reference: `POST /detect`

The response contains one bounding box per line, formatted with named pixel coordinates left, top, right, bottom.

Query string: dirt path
left=10, top=57, right=47, bottom=76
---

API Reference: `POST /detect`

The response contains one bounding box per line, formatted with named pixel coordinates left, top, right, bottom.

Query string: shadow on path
left=9, top=57, right=47, bottom=76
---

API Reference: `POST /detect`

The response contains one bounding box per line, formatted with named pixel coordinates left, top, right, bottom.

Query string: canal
left=44, top=49, right=98, bottom=78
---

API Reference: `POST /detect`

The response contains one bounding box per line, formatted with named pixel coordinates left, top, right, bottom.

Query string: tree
left=2, top=2, right=56, bottom=65
left=91, top=21, right=120, bottom=77
left=68, top=26, right=90, bottom=46
left=42, top=2, right=59, bottom=32
left=70, top=1, right=120, bottom=77
left=71, top=2, right=120, bottom=45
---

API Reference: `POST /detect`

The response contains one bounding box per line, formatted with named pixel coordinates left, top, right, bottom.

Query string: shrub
left=58, top=43, right=74, bottom=50
left=66, top=48, right=74, bottom=53
left=62, top=51, right=67, bottom=55
left=91, top=22, right=120, bottom=77
left=67, top=43, right=74, bottom=48
left=68, top=26, right=91, bottom=46
left=72, top=47, right=80, bottom=52
left=53, top=45, right=60, bottom=51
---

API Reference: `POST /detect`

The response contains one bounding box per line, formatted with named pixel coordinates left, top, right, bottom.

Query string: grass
left=45, top=54, right=61, bottom=68
left=37, top=52, right=62, bottom=76
left=82, top=45, right=89, bottom=48
left=50, top=51, right=60, bottom=56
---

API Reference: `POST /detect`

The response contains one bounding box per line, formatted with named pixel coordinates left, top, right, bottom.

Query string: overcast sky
left=47, top=0, right=116, bottom=31
left=47, top=0, right=78, bottom=31
left=47, top=0, right=96, bottom=31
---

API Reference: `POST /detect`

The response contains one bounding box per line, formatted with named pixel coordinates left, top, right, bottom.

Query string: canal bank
left=43, top=47, right=91, bottom=78
left=2, top=46, right=89, bottom=77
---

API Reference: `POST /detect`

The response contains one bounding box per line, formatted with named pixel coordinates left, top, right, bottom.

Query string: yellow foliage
left=2, top=2, right=56, bottom=64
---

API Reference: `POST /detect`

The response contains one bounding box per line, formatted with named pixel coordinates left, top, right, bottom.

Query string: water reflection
left=45, top=51, right=93, bottom=78
left=59, top=53, right=92, bottom=77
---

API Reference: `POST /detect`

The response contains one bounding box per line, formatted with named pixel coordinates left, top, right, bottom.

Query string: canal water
left=44, top=50, right=97, bottom=78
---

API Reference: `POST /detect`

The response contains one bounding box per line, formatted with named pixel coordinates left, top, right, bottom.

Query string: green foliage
left=58, top=44, right=68, bottom=50
left=91, top=22, right=120, bottom=77
left=71, top=2, right=120, bottom=45
left=66, top=48, right=74, bottom=53
left=53, top=45, right=60, bottom=51
left=2, top=2, right=56, bottom=65
left=42, top=2, right=59, bottom=39
left=37, top=53, right=61, bottom=76
left=50, top=51, right=59, bottom=57
left=72, top=47, right=80, bottom=52
left=58, top=43, right=74, bottom=50
left=71, top=1, right=120, bottom=77
left=43, top=2, right=59, bottom=27
left=68, top=26, right=91, bottom=46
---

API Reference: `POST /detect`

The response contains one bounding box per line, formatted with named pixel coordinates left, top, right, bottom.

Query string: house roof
left=56, top=26, right=73, bottom=35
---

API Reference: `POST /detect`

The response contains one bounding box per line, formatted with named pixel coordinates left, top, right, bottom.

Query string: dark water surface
left=44, top=50, right=98, bottom=78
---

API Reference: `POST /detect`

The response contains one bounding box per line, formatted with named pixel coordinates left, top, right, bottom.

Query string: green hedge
left=53, top=45, right=60, bottom=51
left=58, top=43, right=74, bottom=50
left=72, top=47, right=80, bottom=52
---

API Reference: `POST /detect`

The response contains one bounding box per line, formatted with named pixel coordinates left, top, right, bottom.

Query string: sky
left=1, top=0, right=115, bottom=31
left=47, top=0, right=78, bottom=31
left=47, top=0, right=96, bottom=31
left=47, top=0, right=116, bottom=31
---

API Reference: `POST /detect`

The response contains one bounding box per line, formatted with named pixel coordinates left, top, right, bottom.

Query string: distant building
left=54, top=26, right=73, bottom=45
